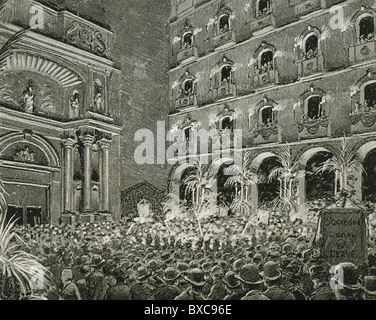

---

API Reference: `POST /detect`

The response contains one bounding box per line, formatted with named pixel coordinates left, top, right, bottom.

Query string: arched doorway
left=305, top=151, right=335, bottom=201
left=0, top=132, right=60, bottom=226
left=217, top=162, right=237, bottom=208
left=258, top=156, right=281, bottom=206
left=363, top=148, right=376, bottom=202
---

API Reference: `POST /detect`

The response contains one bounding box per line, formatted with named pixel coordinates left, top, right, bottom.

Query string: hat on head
left=148, top=259, right=159, bottom=271
left=177, top=262, right=190, bottom=274
left=331, top=262, right=362, bottom=290
left=223, top=271, right=241, bottom=289
left=163, top=267, right=180, bottom=282
left=363, top=276, right=376, bottom=296
left=202, top=261, right=212, bottom=273
left=184, top=268, right=206, bottom=287
left=235, top=263, right=263, bottom=285
left=261, top=261, right=282, bottom=281
left=136, top=266, right=151, bottom=281
left=189, top=260, right=200, bottom=269
left=233, top=259, right=247, bottom=272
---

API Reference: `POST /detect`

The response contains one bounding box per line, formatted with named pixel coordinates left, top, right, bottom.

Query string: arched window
left=183, top=32, right=193, bottom=48
left=364, top=82, right=376, bottom=108
left=219, top=14, right=230, bottom=33
left=359, top=16, right=375, bottom=43
left=304, top=34, right=319, bottom=59
left=257, top=0, right=271, bottom=16
left=260, top=106, right=274, bottom=126
left=221, top=65, right=232, bottom=83
left=306, top=96, right=322, bottom=119
left=220, top=116, right=234, bottom=131
left=183, top=79, right=193, bottom=95
left=260, top=50, right=274, bottom=72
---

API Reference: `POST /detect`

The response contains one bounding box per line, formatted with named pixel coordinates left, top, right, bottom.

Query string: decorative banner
left=319, top=209, right=368, bottom=267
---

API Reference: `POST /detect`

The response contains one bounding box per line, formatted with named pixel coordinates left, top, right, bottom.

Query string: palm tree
left=268, top=143, right=302, bottom=215
left=183, top=159, right=215, bottom=207
left=224, top=153, right=258, bottom=216
left=0, top=181, right=51, bottom=300
left=315, top=135, right=365, bottom=199
left=182, top=159, right=216, bottom=237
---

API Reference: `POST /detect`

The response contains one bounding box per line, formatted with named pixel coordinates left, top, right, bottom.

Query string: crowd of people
left=4, top=203, right=376, bottom=301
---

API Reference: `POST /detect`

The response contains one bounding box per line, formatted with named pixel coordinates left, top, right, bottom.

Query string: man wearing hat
left=175, top=268, right=207, bottom=300
left=86, top=256, right=107, bottom=300
left=308, top=262, right=335, bottom=300
left=362, top=276, right=376, bottom=300
left=262, top=261, right=295, bottom=300
left=154, top=267, right=181, bottom=300
left=331, top=262, right=362, bottom=300
left=105, top=268, right=131, bottom=300
left=234, top=264, right=269, bottom=300
left=208, top=265, right=228, bottom=300
left=60, top=269, right=82, bottom=300
left=223, top=271, right=243, bottom=300
left=130, top=266, right=155, bottom=300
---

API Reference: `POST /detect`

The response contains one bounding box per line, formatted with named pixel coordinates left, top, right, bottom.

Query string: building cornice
left=0, top=106, right=122, bottom=136
left=0, top=23, right=120, bottom=74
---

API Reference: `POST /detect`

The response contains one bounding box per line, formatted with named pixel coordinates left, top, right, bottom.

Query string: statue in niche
left=94, top=79, right=104, bottom=113
left=70, top=90, right=80, bottom=118
left=94, top=92, right=103, bottom=112
left=22, top=80, right=35, bottom=114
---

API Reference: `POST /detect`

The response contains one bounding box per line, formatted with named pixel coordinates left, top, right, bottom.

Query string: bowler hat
left=261, top=261, right=282, bottom=281
left=136, top=266, right=151, bottom=281
left=163, top=267, right=180, bottom=282
left=330, top=262, right=362, bottom=290
left=233, top=259, right=246, bottom=272
left=177, top=262, right=190, bottom=274
left=184, top=268, right=206, bottom=287
left=235, top=263, right=263, bottom=285
left=363, top=276, right=376, bottom=296
left=223, top=271, right=241, bottom=289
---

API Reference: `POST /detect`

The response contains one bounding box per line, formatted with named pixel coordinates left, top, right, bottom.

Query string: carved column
left=99, top=138, right=112, bottom=212
left=62, top=138, right=76, bottom=213
left=82, top=134, right=95, bottom=212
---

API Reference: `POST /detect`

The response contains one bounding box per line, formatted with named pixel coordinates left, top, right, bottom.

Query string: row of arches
left=171, top=141, right=376, bottom=208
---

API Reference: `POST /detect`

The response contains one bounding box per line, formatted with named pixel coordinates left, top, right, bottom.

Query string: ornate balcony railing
left=298, top=116, right=331, bottom=139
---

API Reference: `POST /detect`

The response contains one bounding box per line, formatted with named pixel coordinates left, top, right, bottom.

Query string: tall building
left=0, top=0, right=170, bottom=224
left=167, top=0, right=376, bottom=208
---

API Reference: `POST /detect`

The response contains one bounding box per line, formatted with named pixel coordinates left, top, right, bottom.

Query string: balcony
left=349, top=39, right=376, bottom=65
left=177, top=46, right=198, bottom=64
left=212, top=82, right=237, bottom=101
left=252, top=123, right=282, bottom=145
left=175, top=93, right=197, bottom=110
left=350, top=107, right=376, bottom=134
left=212, top=30, right=236, bottom=50
left=297, top=52, right=324, bottom=78
left=252, top=68, right=279, bottom=88
left=298, top=116, right=331, bottom=140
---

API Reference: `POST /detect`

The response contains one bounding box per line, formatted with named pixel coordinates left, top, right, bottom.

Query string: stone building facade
left=167, top=0, right=376, bottom=208
left=0, top=0, right=122, bottom=224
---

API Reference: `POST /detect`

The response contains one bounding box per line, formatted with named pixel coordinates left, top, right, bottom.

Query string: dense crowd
left=6, top=206, right=376, bottom=301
